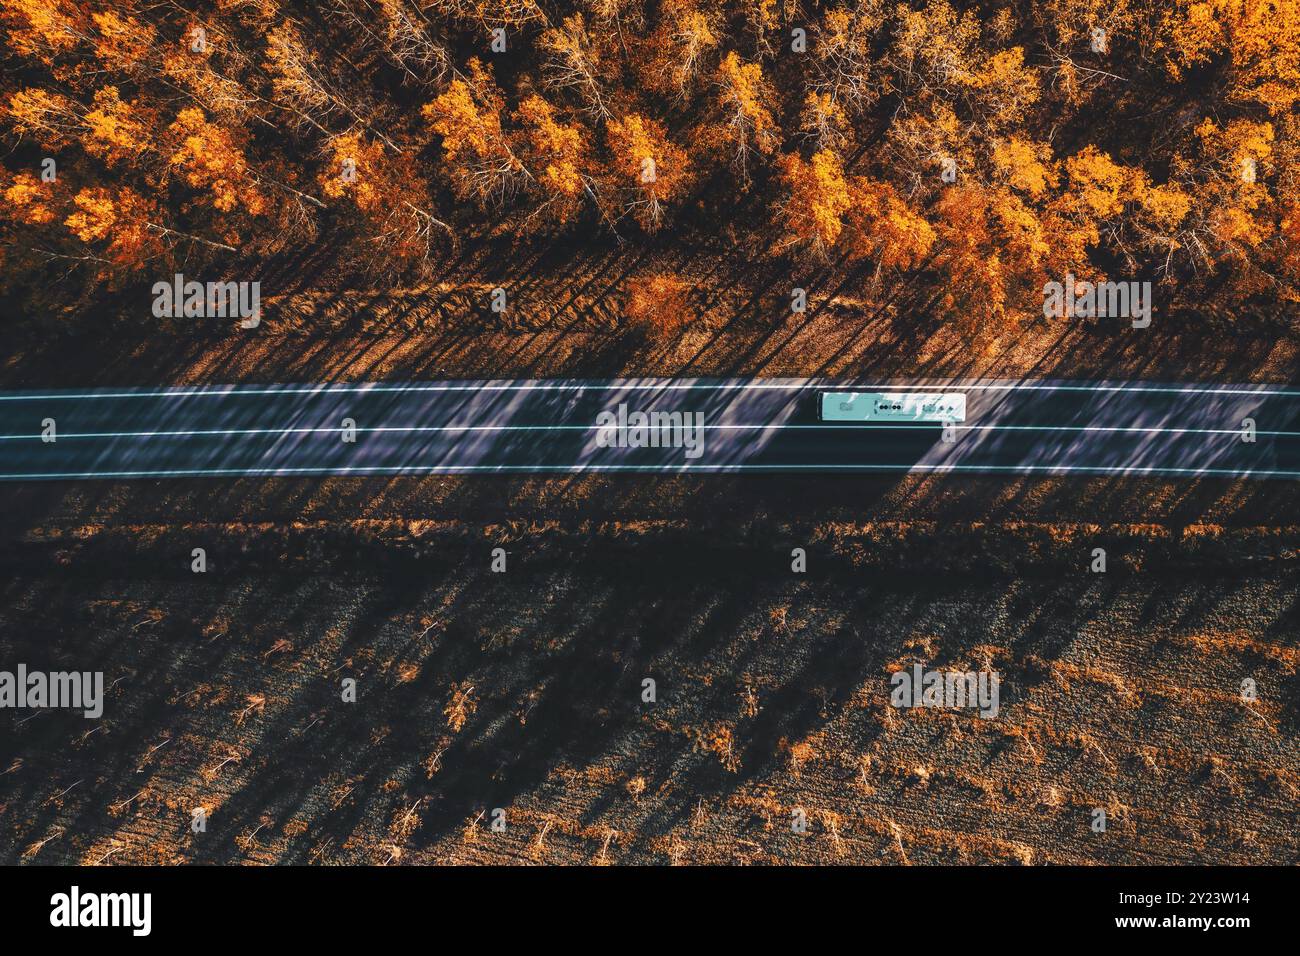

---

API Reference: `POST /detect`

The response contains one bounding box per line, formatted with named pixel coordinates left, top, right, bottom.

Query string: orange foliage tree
left=604, top=113, right=691, bottom=233
left=0, top=0, right=1292, bottom=323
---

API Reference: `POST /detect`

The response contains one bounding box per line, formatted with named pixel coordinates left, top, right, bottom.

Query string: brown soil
left=2, top=473, right=1297, bottom=865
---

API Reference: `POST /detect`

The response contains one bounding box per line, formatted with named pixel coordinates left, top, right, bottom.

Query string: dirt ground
left=4, top=238, right=1299, bottom=389
left=2, top=472, right=1297, bottom=865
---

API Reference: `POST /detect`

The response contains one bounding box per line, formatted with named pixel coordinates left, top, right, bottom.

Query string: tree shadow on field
left=5, top=470, right=1300, bottom=863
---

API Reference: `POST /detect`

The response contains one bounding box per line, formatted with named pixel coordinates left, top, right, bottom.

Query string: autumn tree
left=624, top=273, right=695, bottom=337
left=885, top=103, right=965, bottom=198
left=423, top=60, right=527, bottom=208
left=1033, top=0, right=1136, bottom=105
left=89, top=9, right=158, bottom=75
left=604, top=112, right=691, bottom=233
left=1148, top=119, right=1281, bottom=295
left=264, top=19, right=334, bottom=123
left=990, top=136, right=1060, bottom=200
left=960, top=46, right=1041, bottom=133
left=539, top=13, right=612, bottom=121
left=319, top=129, right=452, bottom=268
left=445, top=0, right=547, bottom=28
left=890, top=0, right=983, bottom=100
left=798, top=91, right=850, bottom=152
left=708, top=52, right=780, bottom=183
left=159, top=14, right=263, bottom=121
left=326, top=0, right=450, bottom=83
left=515, top=93, right=593, bottom=230
left=0, top=0, right=82, bottom=61
left=809, top=4, right=887, bottom=118
left=0, top=0, right=1293, bottom=325
left=776, top=148, right=854, bottom=257
left=585, top=0, right=647, bottom=34
left=1, top=169, right=58, bottom=227
left=0, top=164, right=67, bottom=293
left=63, top=185, right=162, bottom=272
left=778, top=146, right=934, bottom=273
left=637, top=0, right=721, bottom=101
left=930, top=184, right=1049, bottom=342
left=83, top=87, right=151, bottom=169
left=845, top=178, right=935, bottom=273
left=738, top=0, right=780, bottom=58
left=1161, top=0, right=1300, bottom=115
left=264, top=18, right=391, bottom=147
left=167, top=107, right=268, bottom=230
left=4, top=88, right=81, bottom=149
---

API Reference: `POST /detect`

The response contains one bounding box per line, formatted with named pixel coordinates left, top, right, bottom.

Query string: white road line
left=0, top=423, right=1296, bottom=440
left=1, top=463, right=1298, bottom=479
left=0, top=380, right=1299, bottom=400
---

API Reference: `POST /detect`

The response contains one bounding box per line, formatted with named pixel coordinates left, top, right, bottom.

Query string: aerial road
left=0, top=378, right=1298, bottom=480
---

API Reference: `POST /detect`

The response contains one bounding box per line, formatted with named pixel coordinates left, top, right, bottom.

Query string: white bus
left=818, top=391, right=966, bottom=423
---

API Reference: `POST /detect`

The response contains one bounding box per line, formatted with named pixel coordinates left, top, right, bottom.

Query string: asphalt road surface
left=1, top=378, right=1299, bottom=480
